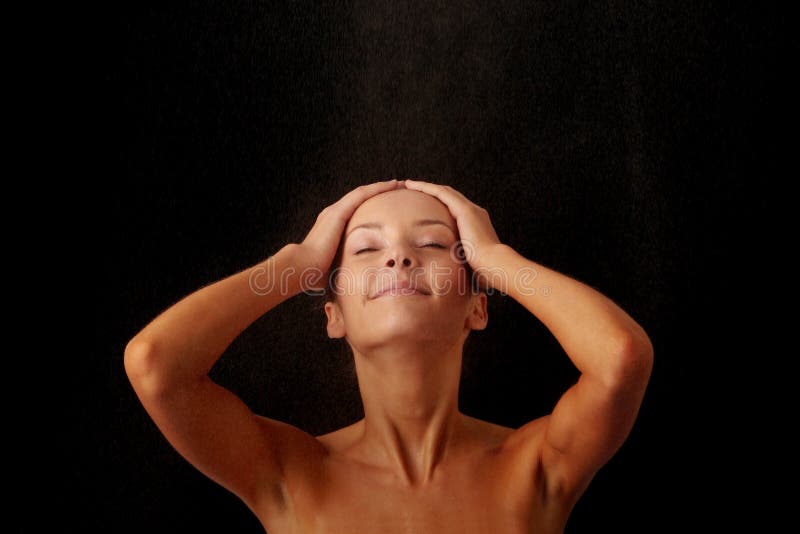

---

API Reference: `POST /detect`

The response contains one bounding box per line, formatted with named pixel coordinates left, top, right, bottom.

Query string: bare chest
left=265, top=451, right=550, bottom=534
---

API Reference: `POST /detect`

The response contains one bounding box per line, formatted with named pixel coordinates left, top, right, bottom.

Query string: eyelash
left=355, top=243, right=446, bottom=254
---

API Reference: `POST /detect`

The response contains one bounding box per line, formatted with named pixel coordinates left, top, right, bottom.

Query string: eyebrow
left=345, top=219, right=456, bottom=239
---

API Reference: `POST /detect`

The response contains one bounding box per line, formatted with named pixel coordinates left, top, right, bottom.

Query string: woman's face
left=324, top=189, right=487, bottom=354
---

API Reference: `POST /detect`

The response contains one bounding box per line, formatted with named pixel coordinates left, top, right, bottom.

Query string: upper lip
left=372, top=279, right=431, bottom=299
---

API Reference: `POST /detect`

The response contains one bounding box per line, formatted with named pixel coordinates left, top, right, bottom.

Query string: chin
left=384, top=311, right=445, bottom=338
left=349, top=313, right=462, bottom=354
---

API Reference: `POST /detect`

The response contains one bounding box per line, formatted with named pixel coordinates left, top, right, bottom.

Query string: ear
left=324, top=300, right=347, bottom=339
left=465, top=291, right=488, bottom=331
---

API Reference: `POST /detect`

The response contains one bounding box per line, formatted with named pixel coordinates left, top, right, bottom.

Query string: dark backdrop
left=92, top=2, right=780, bottom=532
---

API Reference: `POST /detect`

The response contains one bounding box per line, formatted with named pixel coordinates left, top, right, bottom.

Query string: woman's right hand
left=292, top=179, right=401, bottom=283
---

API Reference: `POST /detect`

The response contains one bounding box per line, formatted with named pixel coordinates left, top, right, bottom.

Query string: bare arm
left=124, top=179, right=401, bottom=518
left=398, top=180, right=653, bottom=505
left=484, top=244, right=654, bottom=502
left=124, top=244, right=320, bottom=513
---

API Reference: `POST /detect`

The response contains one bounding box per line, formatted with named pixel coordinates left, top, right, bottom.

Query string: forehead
left=345, top=189, right=455, bottom=233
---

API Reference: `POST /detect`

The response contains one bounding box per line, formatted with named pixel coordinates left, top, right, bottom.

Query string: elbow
left=124, top=336, right=170, bottom=397
left=608, top=330, right=654, bottom=388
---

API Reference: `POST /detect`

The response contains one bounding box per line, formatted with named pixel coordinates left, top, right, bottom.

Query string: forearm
left=480, top=244, right=653, bottom=382
left=125, top=243, right=308, bottom=387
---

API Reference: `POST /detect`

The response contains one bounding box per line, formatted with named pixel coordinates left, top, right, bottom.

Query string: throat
left=360, top=396, right=463, bottom=486
left=350, top=341, right=467, bottom=485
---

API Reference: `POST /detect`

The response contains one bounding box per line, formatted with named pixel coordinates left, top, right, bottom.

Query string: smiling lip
left=372, top=280, right=430, bottom=299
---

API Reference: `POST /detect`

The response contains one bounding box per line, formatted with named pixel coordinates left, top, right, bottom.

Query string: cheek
left=330, top=264, right=367, bottom=299
left=429, top=263, right=470, bottom=297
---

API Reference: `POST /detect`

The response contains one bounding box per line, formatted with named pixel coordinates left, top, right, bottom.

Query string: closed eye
left=356, top=243, right=447, bottom=254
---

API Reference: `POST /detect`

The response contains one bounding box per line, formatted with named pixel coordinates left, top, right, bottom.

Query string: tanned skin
left=125, top=179, right=653, bottom=533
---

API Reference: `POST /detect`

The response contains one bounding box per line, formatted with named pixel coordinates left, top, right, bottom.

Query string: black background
left=92, top=2, right=783, bottom=532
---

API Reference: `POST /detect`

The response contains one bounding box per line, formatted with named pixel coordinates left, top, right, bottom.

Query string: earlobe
left=324, top=301, right=347, bottom=339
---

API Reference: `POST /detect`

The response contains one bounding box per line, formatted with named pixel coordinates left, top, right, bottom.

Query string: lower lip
left=375, top=288, right=428, bottom=298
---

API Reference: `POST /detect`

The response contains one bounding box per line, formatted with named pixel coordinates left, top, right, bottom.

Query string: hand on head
left=295, top=180, right=402, bottom=276
left=297, top=178, right=503, bottom=294
left=403, top=179, right=503, bottom=274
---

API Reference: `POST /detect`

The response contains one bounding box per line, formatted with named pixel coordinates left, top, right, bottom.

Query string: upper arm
left=124, top=343, right=324, bottom=515
left=530, top=336, right=653, bottom=502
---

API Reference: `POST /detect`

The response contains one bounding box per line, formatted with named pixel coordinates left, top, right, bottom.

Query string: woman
left=125, top=179, right=653, bottom=533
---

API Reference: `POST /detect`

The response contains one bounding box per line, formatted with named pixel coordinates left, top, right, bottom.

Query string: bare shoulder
left=468, top=414, right=551, bottom=481
left=314, top=419, right=366, bottom=453
left=459, top=413, right=549, bottom=450
left=505, top=415, right=550, bottom=449
left=459, top=413, right=516, bottom=448
left=254, top=415, right=329, bottom=465
left=459, top=414, right=552, bottom=501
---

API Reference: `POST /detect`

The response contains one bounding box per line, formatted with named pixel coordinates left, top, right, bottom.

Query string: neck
left=352, top=341, right=465, bottom=487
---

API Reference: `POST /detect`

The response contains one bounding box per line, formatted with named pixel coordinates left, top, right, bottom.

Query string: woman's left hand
left=402, top=179, right=504, bottom=273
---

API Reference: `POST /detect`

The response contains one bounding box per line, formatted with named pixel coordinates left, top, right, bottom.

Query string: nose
left=387, top=257, right=412, bottom=268
left=385, top=243, right=415, bottom=269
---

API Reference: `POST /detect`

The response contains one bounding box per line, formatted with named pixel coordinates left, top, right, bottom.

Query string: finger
left=333, top=179, right=399, bottom=219
left=403, top=179, right=476, bottom=215
left=302, top=180, right=401, bottom=272
left=404, top=179, right=473, bottom=205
